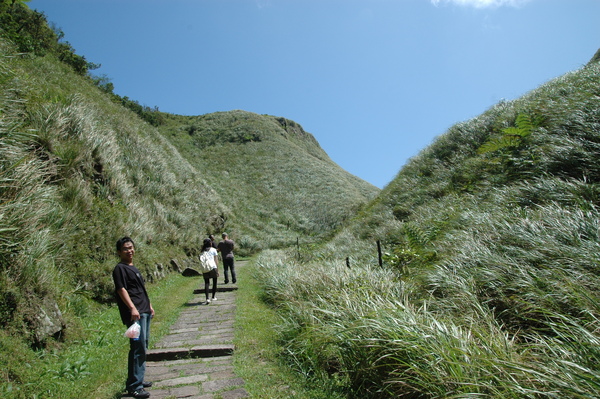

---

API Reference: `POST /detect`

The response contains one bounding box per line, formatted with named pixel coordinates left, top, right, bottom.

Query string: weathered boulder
left=170, top=259, right=183, bottom=273
left=157, top=263, right=165, bottom=276
left=33, top=298, right=64, bottom=343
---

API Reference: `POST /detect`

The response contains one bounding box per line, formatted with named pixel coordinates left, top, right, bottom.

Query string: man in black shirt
left=217, top=232, right=237, bottom=284
left=113, top=237, right=155, bottom=398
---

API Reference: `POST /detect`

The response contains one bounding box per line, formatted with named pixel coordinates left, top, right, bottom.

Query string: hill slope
left=254, top=53, right=600, bottom=397
left=158, top=111, right=378, bottom=250
left=0, top=5, right=376, bottom=363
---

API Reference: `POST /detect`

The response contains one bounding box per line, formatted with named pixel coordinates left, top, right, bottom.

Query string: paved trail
left=136, top=261, right=249, bottom=399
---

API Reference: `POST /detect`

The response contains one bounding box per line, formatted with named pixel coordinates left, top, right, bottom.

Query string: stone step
left=139, top=261, right=249, bottom=398
left=147, top=344, right=235, bottom=362
left=194, top=285, right=238, bottom=294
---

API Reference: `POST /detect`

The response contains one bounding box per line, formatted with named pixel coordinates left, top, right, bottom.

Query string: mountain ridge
left=157, top=109, right=378, bottom=248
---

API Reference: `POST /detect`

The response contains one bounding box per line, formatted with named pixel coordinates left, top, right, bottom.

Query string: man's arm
left=116, top=287, right=140, bottom=321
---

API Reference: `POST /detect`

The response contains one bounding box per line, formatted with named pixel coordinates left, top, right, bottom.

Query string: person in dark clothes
left=112, top=237, right=154, bottom=399
left=208, top=234, right=217, bottom=249
left=217, top=232, right=236, bottom=284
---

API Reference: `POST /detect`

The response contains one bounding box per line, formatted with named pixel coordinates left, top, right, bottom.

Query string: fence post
left=346, top=256, right=350, bottom=269
left=377, top=240, right=383, bottom=266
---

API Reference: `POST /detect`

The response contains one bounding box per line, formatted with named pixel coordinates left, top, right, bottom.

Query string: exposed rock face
left=153, top=263, right=166, bottom=281
left=170, top=259, right=183, bottom=273
left=146, top=262, right=170, bottom=283
left=33, top=298, right=64, bottom=343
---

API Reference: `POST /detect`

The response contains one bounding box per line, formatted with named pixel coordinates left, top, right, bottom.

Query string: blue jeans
left=126, top=313, right=151, bottom=392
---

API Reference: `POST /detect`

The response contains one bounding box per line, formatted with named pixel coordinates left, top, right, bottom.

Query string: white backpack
left=199, top=251, right=216, bottom=273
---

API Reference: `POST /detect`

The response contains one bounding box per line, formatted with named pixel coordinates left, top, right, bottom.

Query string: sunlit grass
left=0, top=273, right=199, bottom=399
left=234, top=259, right=345, bottom=399
left=250, top=61, right=600, bottom=397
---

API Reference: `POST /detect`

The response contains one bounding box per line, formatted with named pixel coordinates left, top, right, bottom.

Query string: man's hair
left=116, top=236, right=135, bottom=252
left=222, top=233, right=228, bottom=238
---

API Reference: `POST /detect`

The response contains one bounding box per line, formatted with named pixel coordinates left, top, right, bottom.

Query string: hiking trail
left=132, top=261, right=249, bottom=398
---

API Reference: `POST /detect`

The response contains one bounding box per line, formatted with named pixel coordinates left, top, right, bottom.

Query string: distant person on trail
left=209, top=234, right=217, bottom=249
left=112, top=237, right=154, bottom=399
left=217, top=232, right=236, bottom=284
left=200, top=238, right=219, bottom=304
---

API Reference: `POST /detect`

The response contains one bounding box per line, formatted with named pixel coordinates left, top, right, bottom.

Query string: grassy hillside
left=0, top=3, right=377, bottom=393
left=0, top=34, right=225, bottom=377
left=255, top=54, right=600, bottom=397
left=6, top=2, right=600, bottom=398
left=158, top=111, right=378, bottom=250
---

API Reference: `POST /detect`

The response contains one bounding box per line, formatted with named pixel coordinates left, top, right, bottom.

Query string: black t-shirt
left=112, top=262, right=151, bottom=325
left=218, top=239, right=235, bottom=259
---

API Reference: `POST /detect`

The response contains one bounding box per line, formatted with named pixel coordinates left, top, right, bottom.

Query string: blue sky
left=28, top=0, right=600, bottom=188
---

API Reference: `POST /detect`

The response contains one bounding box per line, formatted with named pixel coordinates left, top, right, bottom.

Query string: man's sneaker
left=211, top=297, right=217, bottom=301
left=206, top=298, right=211, bottom=304
left=142, top=381, right=153, bottom=388
left=130, top=388, right=151, bottom=398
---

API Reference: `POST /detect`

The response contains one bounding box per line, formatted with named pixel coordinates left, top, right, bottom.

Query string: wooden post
left=377, top=240, right=383, bottom=266
left=346, top=257, right=350, bottom=268
left=296, top=237, right=300, bottom=260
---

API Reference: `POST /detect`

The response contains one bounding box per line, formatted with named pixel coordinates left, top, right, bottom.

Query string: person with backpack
left=200, top=238, right=219, bottom=304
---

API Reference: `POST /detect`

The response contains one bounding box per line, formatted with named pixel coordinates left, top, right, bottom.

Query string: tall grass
left=254, top=60, right=600, bottom=397
left=255, top=246, right=600, bottom=397
left=0, top=47, right=65, bottom=324
left=0, top=36, right=221, bottom=365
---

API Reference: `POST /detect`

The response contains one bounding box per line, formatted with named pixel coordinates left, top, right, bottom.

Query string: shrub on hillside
left=0, top=1, right=93, bottom=75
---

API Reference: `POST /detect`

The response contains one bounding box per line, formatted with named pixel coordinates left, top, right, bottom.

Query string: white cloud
left=255, top=0, right=271, bottom=9
left=431, top=0, right=531, bottom=8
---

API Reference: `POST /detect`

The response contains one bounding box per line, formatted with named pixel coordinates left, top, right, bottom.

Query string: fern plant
left=383, top=222, right=438, bottom=272
left=478, top=113, right=544, bottom=155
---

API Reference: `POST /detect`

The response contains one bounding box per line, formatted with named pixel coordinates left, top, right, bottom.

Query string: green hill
left=255, top=52, right=600, bottom=397
left=0, top=1, right=377, bottom=385
left=158, top=111, right=377, bottom=250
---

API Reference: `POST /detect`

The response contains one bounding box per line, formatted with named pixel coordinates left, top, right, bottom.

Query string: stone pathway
left=138, top=265, right=249, bottom=399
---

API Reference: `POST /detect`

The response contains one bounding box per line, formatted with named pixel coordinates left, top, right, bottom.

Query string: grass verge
left=233, top=259, right=344, bottom=399
left=0, top=271, right=200, bottom=399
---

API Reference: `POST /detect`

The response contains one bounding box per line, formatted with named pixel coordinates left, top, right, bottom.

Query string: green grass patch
left=0, top=272, right=199, bottom=399
left=233, top=259, right=345, bottom=399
